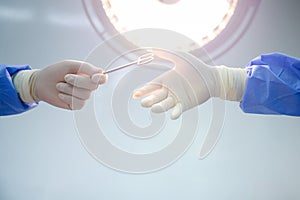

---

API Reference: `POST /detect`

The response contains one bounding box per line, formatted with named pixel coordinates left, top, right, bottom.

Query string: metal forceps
left=104, top=52, right=154, bottom=74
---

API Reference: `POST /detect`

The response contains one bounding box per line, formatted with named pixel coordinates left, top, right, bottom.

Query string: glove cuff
left=215, top=65, right=247, bottom=101
left=13, top=69, right=40, bottom=103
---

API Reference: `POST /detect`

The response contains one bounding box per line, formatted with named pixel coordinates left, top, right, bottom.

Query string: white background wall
left=0, top=0, right=300, bottom=199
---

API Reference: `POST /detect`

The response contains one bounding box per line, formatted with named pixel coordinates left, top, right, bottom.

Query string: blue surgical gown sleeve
left=240, top=52, right=300, bottom=116
left=0, top=64, right=38, bottom=116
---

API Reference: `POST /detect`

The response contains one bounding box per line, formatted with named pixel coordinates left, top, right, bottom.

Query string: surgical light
left=100, top=0, right=238, bottom=48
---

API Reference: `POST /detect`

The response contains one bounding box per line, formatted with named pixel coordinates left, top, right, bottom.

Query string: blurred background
left=0, top=0, right=300, bottom=199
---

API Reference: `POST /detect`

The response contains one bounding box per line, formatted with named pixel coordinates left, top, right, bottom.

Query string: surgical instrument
left=104, top=52, right=154, bottom=74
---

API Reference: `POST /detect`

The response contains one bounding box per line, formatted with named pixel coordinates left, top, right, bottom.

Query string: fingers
left=57, top=93, right=86, bottom=110
left=91, top=73, right=108, bottom=84
left=56, top=82, right=92, bottom=100
left=56, top=77, right=101, bottom=110
left=140, top=88, right=168, bottom=107
left=134, top=82, right=183, bottom=120
left=151, top=95, right=176, bottom=112
left=170, top=103, right=182, bottom=120
left=150, top=95, right=182, bottom=120
left=77, top=61, right=103, bottom=76
left=133, top=83, right=161, bottom=99
left=138, top=89, right=181, bottom=120
left=62, top=60, right=103, bottom=76
left=60, top=60, right=107, bottom=83
left=64, top=74, right=105, bottom=90
left=56, top=67, right=107, bottom=111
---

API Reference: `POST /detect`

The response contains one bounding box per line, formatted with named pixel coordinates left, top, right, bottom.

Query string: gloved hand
left=13, top=60, right=107, bottom=110
left=133, top=50, right=247, bottom=120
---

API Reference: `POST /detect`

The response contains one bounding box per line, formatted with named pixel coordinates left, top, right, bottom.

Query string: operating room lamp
left=82, top=0, right=260, bottom=60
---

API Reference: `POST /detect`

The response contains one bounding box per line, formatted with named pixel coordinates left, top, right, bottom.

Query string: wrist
left=13, top=69, right=40, bottom=103
left=29, top=69, right=40, bottom=102
left=215, top=65, right=247, bottom=101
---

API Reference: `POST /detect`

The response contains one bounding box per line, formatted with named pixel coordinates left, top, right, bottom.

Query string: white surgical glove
left=133, top=50, right=247, bottom=120
left=13, top=60, right=107, bottom=110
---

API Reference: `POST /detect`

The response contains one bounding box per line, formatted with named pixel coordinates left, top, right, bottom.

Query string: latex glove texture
left=14, top=60, right=107, bottom=110
left=133, top=50, right=218, bottom=119
left=133, top=50, right=246, bottom=120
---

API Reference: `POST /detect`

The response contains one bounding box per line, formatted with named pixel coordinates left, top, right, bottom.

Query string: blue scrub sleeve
left=0, top=64, right=38, bottom=116
left=240, top=53, right=300, bottom=116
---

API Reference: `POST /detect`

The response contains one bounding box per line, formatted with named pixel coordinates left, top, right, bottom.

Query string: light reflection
left=101, top=0, right=238, bottom=47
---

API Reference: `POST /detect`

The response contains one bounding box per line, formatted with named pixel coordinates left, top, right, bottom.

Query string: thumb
left=63, top=60, right=103, bottom=76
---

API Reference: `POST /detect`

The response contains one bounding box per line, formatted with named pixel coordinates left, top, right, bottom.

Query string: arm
left=133, top=51, right=300, bottom=119
left=241, top=52, right=300, bottom=116
left=0, top=64, right=38, bottom=116
left=1, top=61, right=107, bottom=116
